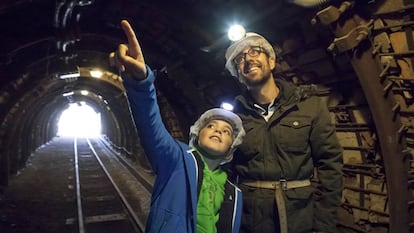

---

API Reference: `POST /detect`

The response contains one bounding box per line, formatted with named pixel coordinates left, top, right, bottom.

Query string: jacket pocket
left=284, top=186, right=314, bottom=232
left=276, top=117, right=311, bottom=153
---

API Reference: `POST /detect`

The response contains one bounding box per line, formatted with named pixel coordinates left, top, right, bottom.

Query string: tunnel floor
left=0, top=136, right=392, bottom=233
left=0, top=137, right=79, bottom=233
left=0, top=136, right=153, bottom=233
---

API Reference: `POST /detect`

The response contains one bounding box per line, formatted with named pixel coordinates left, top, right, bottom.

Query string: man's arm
left=310, top=97, right=344, bottom=232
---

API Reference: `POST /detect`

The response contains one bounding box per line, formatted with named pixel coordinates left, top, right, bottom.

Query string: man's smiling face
left=235, top=46, right=276, bottom=88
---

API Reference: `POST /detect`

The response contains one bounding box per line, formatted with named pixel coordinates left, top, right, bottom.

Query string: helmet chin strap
left=243, top=58, right=249, bottom=74
left=220, top=153, right=233, bottom=165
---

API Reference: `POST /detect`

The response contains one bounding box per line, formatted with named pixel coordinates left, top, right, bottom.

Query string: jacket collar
left=235, top=79, right=300, bottom=111
left=186, top=149, right=240, bottom=233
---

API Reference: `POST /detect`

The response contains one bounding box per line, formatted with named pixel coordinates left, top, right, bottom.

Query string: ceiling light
left=221, top=102, right=234, bottom=111
left=90, top=70, right=103, bottom=78
left=62, top=91, right=74, bottom=97
left=59, top=72, right=80, bottom=79
left=228, top=24, right=246, bottom=42
left=57, top=65, right=80, bottom=79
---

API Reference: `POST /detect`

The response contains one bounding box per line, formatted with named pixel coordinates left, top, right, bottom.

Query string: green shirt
left=196, top=156, right=227, bottom=233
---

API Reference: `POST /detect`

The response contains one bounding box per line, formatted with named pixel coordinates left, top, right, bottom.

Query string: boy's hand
left=109, top=20, right=147, bottom=80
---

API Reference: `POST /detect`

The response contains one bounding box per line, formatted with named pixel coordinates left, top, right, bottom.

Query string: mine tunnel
left=1, top=0, right=414, bottom=232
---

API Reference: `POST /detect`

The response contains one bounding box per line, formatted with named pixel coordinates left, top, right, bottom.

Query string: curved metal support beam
left=328, top=13, right=410, bottom=233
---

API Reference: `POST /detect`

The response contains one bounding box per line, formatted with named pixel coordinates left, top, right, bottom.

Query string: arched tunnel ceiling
left=0, top=0, right=404, bottom=132
left=0, top=0, right=317, bottom=120
left=0, top=0, right=397, bottom=165
left=0, top=4, right=411, bottom=149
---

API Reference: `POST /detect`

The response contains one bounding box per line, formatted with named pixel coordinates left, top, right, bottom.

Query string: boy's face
left=198, top=119, right=234, bottom=159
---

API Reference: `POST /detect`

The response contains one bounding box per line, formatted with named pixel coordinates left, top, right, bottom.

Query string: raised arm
left=109, top=20, right=183, bottom=175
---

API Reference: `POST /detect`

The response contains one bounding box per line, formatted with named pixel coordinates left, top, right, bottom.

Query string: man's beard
left=242, top=69, right=272, bottom=88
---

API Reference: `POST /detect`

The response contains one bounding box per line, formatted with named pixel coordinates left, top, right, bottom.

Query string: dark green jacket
left=232, top=79, right=343, bottom=233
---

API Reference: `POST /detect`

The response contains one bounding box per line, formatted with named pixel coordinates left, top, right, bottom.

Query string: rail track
left=66, top=136, right=152, bottom=233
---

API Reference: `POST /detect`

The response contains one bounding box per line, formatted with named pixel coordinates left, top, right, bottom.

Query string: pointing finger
left=121, top=20, right=142, bottom=58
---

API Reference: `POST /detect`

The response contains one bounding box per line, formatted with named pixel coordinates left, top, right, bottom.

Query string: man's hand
left=109, top=20, right=147, bottom=80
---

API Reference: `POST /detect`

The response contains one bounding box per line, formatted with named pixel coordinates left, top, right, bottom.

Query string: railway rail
left=67, top=136, right=152, bottom=233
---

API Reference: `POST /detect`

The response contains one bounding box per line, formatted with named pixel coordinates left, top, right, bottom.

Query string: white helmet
left=225, top=32, right=276, bottom=77
left=189, top=108, right=245, bottom=163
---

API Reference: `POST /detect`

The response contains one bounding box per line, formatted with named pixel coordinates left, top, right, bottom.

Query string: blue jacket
left=123, top=67, right=243, bottom=233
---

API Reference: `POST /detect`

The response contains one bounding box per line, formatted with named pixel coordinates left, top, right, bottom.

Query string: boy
left=110, top=20, right=245, bottom=233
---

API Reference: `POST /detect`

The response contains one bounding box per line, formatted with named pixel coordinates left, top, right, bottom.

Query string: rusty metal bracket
left=311, top=1, right=353, bottom=25
left=327, top=20, right=374, bottom=53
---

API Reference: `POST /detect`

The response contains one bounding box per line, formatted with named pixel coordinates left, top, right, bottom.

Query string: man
left=110, top=20, right=246, bottom=233
left=224, top=32, right=343, bottom=233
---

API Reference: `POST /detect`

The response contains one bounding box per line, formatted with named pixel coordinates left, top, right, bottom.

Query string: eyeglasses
left=233, top=46, right=265, bottom=65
